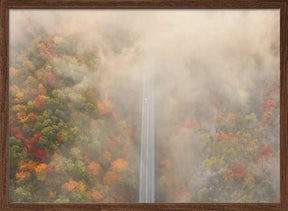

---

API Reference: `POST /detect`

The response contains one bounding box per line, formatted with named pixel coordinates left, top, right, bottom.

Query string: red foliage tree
left=47, top=72, right=56, bottom=87
left=15, top=134, right=25, bottom=141
left=31, top=133, right=41, bottom=143
left=28, top=112, right=36, bottom=121
left=34, top=95, right=45, bottom=109
left=35, top=149, right=47, bottom=161
left=261, top=99, right=276, bottom=111
left=233, top=162, right=247, bottom=180
left=260, top=145, right=274, bottom=156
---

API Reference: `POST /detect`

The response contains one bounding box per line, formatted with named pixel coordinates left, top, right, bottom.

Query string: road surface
left=139, top=76, right=155, bottom=203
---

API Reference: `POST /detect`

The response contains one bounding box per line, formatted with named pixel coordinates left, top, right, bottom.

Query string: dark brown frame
left=1, top=0, right=287, bottom=210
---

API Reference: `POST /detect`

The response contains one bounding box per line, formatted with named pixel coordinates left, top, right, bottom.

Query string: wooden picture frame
left=1, top=0, right=287, bottom=210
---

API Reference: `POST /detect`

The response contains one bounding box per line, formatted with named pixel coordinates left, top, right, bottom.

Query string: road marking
left=145, top=98, right=149, bottom=202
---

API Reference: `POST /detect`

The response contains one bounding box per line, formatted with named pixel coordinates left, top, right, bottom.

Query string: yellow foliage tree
left=35, top=163, right=48, bottom=181
left=111, top=158, right=128, bottom=173
left=62, top=178, right=79, bottom=192
left=18, top=160, right=36, bottom=171
left=91, top=191, right=104, bottom=201
left=38, top=83, right=47, bottom=95
left=15, top=171, right=31, bottom=183
left=103, top=171, right=118, bottom=185
left=222, top=168, right=234, bottom=181
left=87, top=162, right=103, bottom=177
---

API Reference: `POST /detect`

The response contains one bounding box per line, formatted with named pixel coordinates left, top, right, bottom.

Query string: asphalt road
left=139, top=76, right=155, bottom=203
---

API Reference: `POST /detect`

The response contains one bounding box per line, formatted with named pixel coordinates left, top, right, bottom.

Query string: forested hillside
left=155, top=33, right=280, bottom=203
left=9, top=10, right=279, bottom=203
left=9, top=14, right=140, bottom=202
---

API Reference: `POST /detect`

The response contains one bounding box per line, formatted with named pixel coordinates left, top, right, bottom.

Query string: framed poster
left=0, top=0, right=287, bottom=210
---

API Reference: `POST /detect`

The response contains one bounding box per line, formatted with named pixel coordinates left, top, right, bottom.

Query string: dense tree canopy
left=9, top=11, right=280, bottom=203
left=9, top=20, right=139, bottom=202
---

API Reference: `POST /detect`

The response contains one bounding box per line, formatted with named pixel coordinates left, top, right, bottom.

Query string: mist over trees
left=9, top=10, right=279, bottom=202
left=9, top=11, right=140, bottom=202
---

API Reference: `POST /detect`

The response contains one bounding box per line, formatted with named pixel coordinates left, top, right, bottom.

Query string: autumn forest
left=9, top=10, right=279, bottom=203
